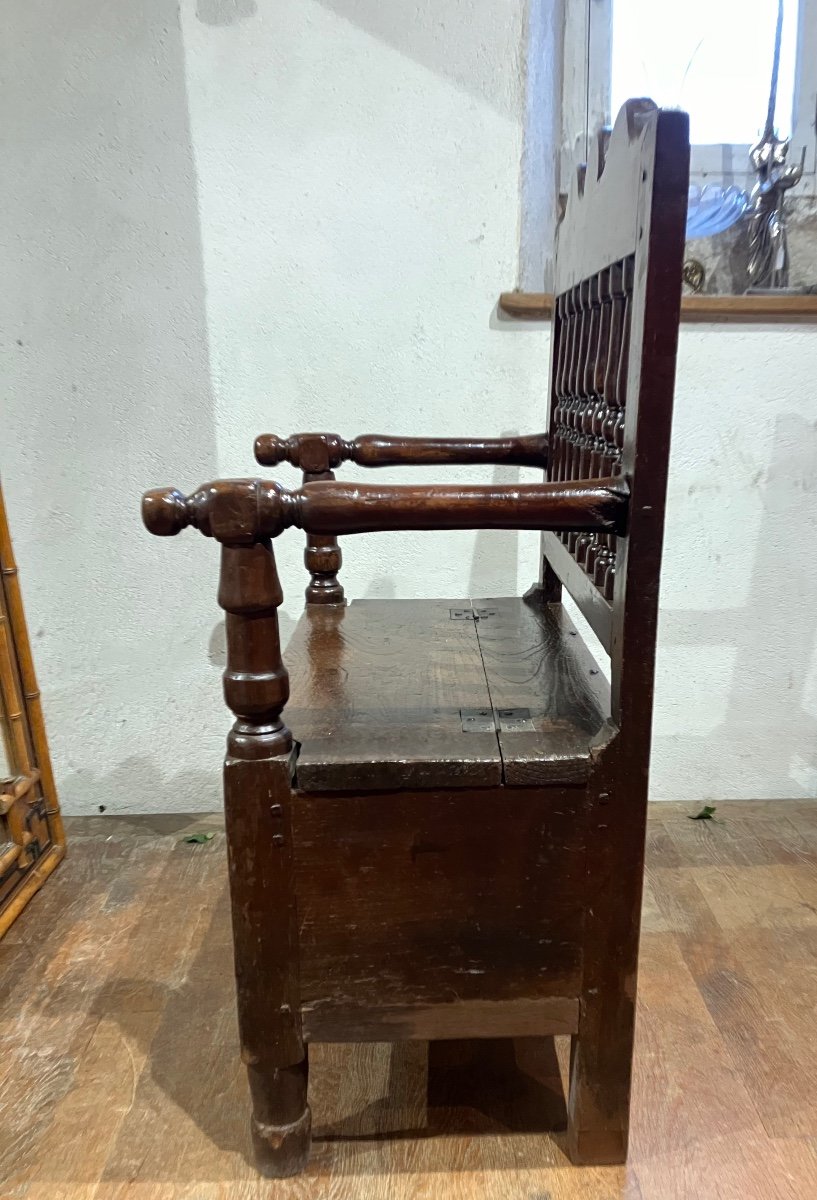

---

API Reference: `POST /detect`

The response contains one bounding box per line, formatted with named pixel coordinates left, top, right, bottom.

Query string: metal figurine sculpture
left=746, top=0, right=804, bottom=289
left=747, top=134, right=805, bottom=288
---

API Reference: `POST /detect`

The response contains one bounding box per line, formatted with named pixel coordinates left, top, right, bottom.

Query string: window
left=561, top=0, right=817, bottom=190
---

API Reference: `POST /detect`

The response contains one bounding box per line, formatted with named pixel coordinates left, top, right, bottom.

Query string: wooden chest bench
left=141, top=99, right=689, bottom=1176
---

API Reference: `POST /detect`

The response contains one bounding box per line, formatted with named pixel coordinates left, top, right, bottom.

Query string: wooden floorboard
left=1, top=801, right=816, bottom=1199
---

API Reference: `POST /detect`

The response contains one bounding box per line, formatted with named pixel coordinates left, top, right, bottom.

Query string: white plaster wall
left=570, top=324, right=817, bottom=802
left=3, top=1, right=816, bottom=813
left=653, top=323, right=817, bottom=800
left=179, top=0, right=546, bottom=610
left=3, top=0, right=224, bottom=816
left=3, top=0, right=546, bottom=814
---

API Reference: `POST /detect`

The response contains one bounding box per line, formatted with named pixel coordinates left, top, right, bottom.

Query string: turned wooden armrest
left=143, top=477, right=627, bottom=544
left=254, top=432, right=549, bottom=471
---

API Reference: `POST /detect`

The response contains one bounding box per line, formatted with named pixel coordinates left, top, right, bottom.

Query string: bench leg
left=566, top=989, right=635, bottom=1164
left=225, top=751, right=312, bottom=1177
left=219, top=539, right=311, bottom=1177
left=566, top=784, right=645, bottom=1164
left=247, top=1057, right=311, bottom=1177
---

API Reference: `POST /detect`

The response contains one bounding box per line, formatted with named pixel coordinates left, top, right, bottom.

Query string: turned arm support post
left=219, top=539, right=292, bottom=758
left=254, top=431, right=549, bottom=470
left=253, top=434, right=345, bottom=606
left=143, top=482, right=294, bottom=751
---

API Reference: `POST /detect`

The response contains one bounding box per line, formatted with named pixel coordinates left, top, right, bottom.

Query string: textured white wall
left=179, top=0, right=546, bottom=605
left=654, top=325, right=817, bottom=800
left=3, top=0, right=224, bottom=816
left=3, top=0, right=546, bottom=815
left=572, top=324, right=817, bottom=801
left=3, top=1, right=816, bottom=813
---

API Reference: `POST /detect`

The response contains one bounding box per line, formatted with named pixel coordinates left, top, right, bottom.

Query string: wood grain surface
left=287, top=600, right=503, bottom=791
left=255, top=431, right=550, bottom=470
left=293, top=785, right=589, bottom=1025
left=142, top=476, right=629, bottom=541
left=135, top=100, right=688, bottom=1177
left=287, top=598, right=611, bottom=791
left=536, top=104, right=689, bottom=1165
left=2, top=801, right=815, bottom=1198
left=473, top=597, right=610, bottom=785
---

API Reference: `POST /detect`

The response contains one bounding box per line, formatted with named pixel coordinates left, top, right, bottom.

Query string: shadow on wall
left=313, top=0, right=524, bottom=117
left=196, top=0, right=257, bottom=24
left=362, top=576, right=397, bottom=600
left=653, top=412, right=817, bottom=800
left=316, top=0, right=560, bottom=292
left=70, top=756, right=221, bottom=819
left=2, top=0, right=219, bottom=813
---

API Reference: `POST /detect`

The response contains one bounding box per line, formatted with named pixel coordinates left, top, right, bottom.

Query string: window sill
left=498, top=292, right=817, bottom=323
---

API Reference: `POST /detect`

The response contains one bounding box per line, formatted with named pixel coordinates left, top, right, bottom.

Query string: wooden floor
left=2, top=801, right=816, bottom=1199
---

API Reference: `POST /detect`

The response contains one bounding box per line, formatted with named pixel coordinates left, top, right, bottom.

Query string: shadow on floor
left=92, top=871, right=571, bottom=1179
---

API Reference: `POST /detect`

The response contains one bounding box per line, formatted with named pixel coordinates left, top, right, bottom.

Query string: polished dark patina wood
left=141, top=100, right=688, bottom=1177
left=216, top=536, right=310, bottom=1175
left=475, top=596, right=611, bottom=786
left=283, top=597, right=609, bottom=792
left=285, top=599, right=502, bottom=791
left=143, top=476, right=628, bottom=539
left=254, top=433, right=346, bottom=607
left=294, top=783, right=590, bottom=1041
left=254, top=431, right=549, bottom=470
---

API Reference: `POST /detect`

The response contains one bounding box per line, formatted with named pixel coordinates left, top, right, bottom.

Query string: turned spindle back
left=543, top=100, right=688, bottom=736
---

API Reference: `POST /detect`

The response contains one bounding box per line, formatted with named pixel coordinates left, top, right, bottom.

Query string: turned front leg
left=219, top=539, right=311, bottom=1177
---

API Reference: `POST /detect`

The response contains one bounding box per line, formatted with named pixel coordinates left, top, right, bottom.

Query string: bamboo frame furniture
left=0, top=479, right=65, bottom=937
left=142, top=100, right=689, bottom=1175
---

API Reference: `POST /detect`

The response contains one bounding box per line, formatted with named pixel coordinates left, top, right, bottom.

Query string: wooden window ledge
left=499, top=292, right=817, bottom=323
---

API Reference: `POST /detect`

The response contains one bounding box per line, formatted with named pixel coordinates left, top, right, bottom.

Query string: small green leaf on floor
left=688, top=805, right=717, bottom=821
left=182, top=832, right=215, bottom=843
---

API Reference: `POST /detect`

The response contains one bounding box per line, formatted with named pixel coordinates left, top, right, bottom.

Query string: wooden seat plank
left=288, top=595, right=610, bottom=792
left=473, top=597, right=611, bottom=786
left=288, top=599, right=502, bottom=791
